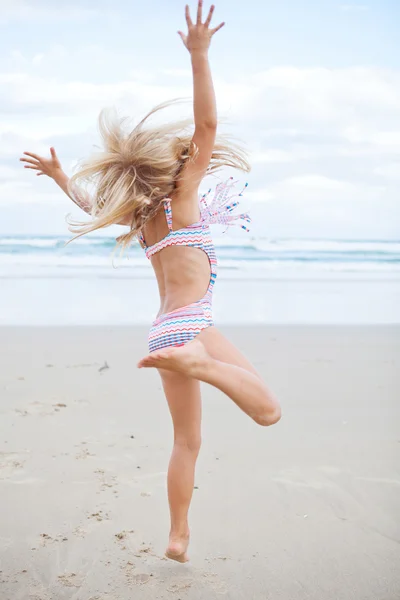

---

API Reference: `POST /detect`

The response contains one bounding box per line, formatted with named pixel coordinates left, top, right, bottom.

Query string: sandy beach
left=0, top=325, right=399, bottom=600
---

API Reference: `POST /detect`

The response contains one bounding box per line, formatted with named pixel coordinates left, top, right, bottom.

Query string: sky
left=0, top=0, right=399, bottom=240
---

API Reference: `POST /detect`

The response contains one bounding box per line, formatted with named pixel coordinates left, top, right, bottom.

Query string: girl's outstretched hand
left=178, top=1, right=225, bottom=54
left=20, top=147, right=63, bottom=178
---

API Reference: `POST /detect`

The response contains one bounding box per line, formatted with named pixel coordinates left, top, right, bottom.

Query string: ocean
left=1, top=235, right=399, bottom=326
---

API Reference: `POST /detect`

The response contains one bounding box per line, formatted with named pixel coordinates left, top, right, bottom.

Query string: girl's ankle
left=169, top=527, right=190, bottom=540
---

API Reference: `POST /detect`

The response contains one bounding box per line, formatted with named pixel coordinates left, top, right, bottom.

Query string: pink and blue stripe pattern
left=138, top=178, right=250, bottom=352
left=148, top=297, right=213, bottom=353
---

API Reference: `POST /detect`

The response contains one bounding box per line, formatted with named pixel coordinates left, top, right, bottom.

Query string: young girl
left=20, top=1, right=281, bottom=563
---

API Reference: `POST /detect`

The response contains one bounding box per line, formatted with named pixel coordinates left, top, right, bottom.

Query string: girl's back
left=141, top=187, right=211, bottom=316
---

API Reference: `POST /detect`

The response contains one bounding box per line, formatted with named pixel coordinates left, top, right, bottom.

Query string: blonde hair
left=68, top=99, right=251, bottom=249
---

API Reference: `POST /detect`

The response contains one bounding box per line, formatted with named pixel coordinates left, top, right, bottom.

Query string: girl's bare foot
left=165, top=534, right=190, bottom=563
left=137, top=339, right=211, bottom=378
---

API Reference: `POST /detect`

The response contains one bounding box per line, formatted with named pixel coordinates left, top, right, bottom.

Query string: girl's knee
left=174, top=434, right=202, bottom=454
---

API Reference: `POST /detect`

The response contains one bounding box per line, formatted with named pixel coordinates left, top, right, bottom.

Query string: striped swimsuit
left=138, top=178, right=250, bottom=353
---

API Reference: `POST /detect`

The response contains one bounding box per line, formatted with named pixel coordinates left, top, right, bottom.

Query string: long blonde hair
left=68, top=99, right=251, bottom=248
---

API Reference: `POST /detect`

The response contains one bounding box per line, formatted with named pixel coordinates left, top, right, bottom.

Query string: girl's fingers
left=204, top=4, right=215, bottom=27
left=50, top=147, right=57, bottom=158
left=24, top=165, right=40, bottom=170
left=178, top=31, right=187, bottom=45
left=23, top=151, right=41, bottom=160
left=196, top=0, right=203, bottom=24
left=20, top=157, right=39, bottom=166
left=185, top=4, right=193, bottom=27
left=37, top=172, right=45, bottom=176
left=211, top=21, right=225, bottom=35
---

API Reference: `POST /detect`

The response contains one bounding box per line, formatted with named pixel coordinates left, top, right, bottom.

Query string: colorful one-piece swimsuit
left=138, top=178, right=250, bottom=353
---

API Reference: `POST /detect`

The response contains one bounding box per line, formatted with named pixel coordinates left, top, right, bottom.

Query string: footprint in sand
left=132, top=542, right=157, bottom=558
left=123, top=561, right=153, bottom=585
left=57, top=572, right=84, bottom=588
left=94, top=469, right=118, bottom=492
left=28, top=589, right=52, bottom=600
left=75, top=448, right=96, bottom=460
left=205, top=555, right=231, bottom=562
left=115, top=530, right=134, bottom=540
left=15, top=401, right=57, bottom=417
left=167, top=578, right=194, bottom=593
left=87, top=510, right=110, bottom=522
left=114, top=530, right=136, bottom=551
left=202, top=572, right=229, bottom=595
left=39, top=533, right=69, bottom=547
left=0, top=452, right=26, bottom=479
left=72, top=526, right=87, bottom=538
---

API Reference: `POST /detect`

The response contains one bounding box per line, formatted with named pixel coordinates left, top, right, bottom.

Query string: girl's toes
left=137, top=347, right=175, bottom=369
left=137, top=355, right=154, bottom=368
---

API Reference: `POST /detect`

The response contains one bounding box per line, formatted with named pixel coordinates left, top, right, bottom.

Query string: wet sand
left=0, top=326, right=399, bottom=600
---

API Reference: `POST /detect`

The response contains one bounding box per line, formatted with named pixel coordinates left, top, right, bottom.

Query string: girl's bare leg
left=159, top=369, right=202, bottom=563
left=138, top=327, right=281, bottom=426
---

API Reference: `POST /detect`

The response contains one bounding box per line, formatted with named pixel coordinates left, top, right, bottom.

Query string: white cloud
left=0, top=180, right=33, bottom=200
left=251, top=150, right=296, bottom=164
left=248, top=174, right=395, bottom=239
left=248, top=174, right=387, bottom=211
left=6, top=46, right=69, bottom=72
left=0, top=72, right=189, bottom=121
left=236, top=67, right=400, bottom=129
left=280, top=175, right=350, bottom=191
left=0, top=165, right=21, bottom=180
left=0, top=132, right=40, bottom=158
left=32, top=53, right=45, bottom=67
left=163, top=69, right=192, bottom=79
left=341, top=128, right=400, bottom=156
left=373, top=163, right=400, bottom=181
left=3, top=65, right=400, bottom=142
left=1, top=59, right=400, bottom=238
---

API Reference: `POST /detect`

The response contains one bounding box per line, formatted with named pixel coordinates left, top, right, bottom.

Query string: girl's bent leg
left=198, top=326, right=281, bottom=425
left=139, top=327, right=281, bottom=426
left=159, top=368, right=202, bottom=563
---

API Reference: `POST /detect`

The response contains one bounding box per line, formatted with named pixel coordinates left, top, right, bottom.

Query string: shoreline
left=2, top=276, right=400, bottom=327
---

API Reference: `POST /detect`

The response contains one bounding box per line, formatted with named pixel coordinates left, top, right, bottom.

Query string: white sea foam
left=0, top=253, right=150, bottom=269
left=251, top=239, right=400, bottom=254
left=0, top=236, right=399, bottom=280
left=0, top=238, right=60, bottom=248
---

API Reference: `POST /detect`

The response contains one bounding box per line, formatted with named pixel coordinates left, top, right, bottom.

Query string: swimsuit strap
left=138, top=197, right=172, bottom=249
left=138, top=230, right=147, bottom=249
left=163, top=198, right=173, bottom=232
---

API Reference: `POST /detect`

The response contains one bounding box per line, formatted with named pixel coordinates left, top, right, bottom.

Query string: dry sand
left=0, top=325, right=399, bottom=600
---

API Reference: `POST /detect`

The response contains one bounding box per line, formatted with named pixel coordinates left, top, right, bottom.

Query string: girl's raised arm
left=20, top=148, right=92, bottom=214
left=176, top=1, right=225, bottom=194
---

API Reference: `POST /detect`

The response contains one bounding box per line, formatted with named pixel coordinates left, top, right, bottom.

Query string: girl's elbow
left=197, top=120, right=217, bottom=131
